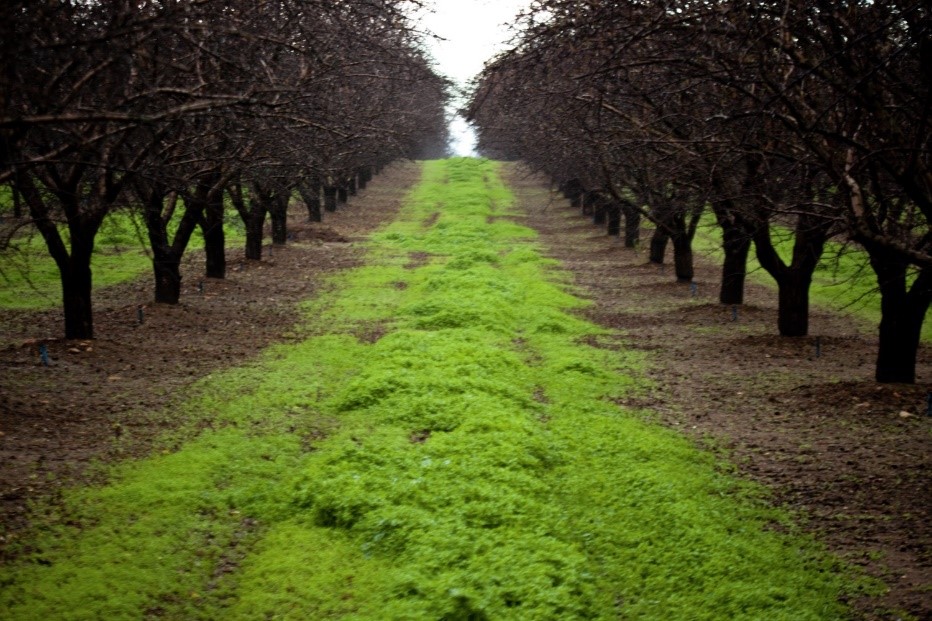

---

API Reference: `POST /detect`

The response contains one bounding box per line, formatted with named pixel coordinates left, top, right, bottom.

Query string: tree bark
left=337, top=184, right=348, bottom=205
left=323, top=186, right=338, bottom=212
left=606, top=202, right=621, bottom=236
left=622, top=202, right=640, bottom=248
left=60, top=233, right=96, bottom=339
left=199, top=172, right=226, bottom=279
left=348, top=174, right=357, bottom=196
left=871, top=254, right=931, bottom=383
left=719, top=225, right=751, bottom=305
left=671, top=231, right=694, bottom=282
left=269, top=192, right=288, bottom=245
left=649, top=227, right=668, bottom=264
left=753, top=214, right=831, bottom=337
left=300, top=178, right=322, bottom=222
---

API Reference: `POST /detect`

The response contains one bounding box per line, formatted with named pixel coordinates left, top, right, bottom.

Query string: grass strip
left=0, top=159, right=862, bottom=619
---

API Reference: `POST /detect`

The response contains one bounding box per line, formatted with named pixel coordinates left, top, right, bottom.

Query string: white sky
left=411, top=0, right=533, bottom=156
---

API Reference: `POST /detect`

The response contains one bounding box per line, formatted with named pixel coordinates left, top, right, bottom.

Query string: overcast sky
left=411, top=0, right=533, bottom=156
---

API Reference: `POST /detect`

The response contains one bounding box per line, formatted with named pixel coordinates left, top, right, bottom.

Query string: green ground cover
left=0, top=159, right=861, bottom=619
left=690, top=214, right=931, bottom=342
left=0, top=209, right=246, bottom=310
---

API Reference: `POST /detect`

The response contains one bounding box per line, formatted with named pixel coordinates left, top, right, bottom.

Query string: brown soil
left=0, top=161, right=420, bottom=557
left=502, top=164, right=930, bottom=621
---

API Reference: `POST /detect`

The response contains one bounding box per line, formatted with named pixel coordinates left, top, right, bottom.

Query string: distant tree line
left=1, top=0, right=449, bottom=339
left=467, top=0, right=930, bottom=384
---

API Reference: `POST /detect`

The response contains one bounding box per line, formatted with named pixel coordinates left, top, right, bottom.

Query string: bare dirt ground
left=0, top=162, right=420, bottom=558
left=503, top=164, right=931, bottom=621
left=1, top=161, right=928, bottom=619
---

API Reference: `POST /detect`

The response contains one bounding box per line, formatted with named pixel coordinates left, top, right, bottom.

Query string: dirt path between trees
left=0, top=162, right=420, bottom=556
left=503, top=164, right=931, bottom=621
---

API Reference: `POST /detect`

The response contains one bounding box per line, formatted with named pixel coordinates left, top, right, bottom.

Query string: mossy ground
left=0, top=159, right=859, bottom=619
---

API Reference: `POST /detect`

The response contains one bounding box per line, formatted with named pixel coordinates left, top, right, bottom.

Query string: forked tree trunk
left=754, top=213, right=831, bottom=337
left=871, top=253, right=931, bottom=383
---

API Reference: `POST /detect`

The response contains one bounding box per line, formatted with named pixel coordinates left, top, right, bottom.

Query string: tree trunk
left=622, top=203, right=640, bottom=248
left=871, top=256, right=931, bottom=383
left=753, top=214, right=830, bottom=337
left=671, top=232, right=694, bottom=282
left=200, top=175, right=226, bottom=279
left=606, top=202, right=621, bottom=236
left=270, top=193, right=288, bottom=245
left=337, top=184, right=348, bottom=205
left=357, top=167, right=369, bottom=190
left=152, top=256, right=182, bottom=304
left=775, top=270, right=812, bottom=337
left=300, top=180, right=322, bottom=222
left=60, top=237, right=95, bottom=339
left=348, top=174, right=357, bottom=196
left=324, top=186, right=338, bottom=212
left=244, top=210, right=265, bottom=260
left=649, top=228, right=668, bottom=264
left=719, top=225, right=751, bottom=305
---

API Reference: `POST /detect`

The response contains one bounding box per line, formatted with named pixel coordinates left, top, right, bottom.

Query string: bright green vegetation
left=691, top=214, right=931, bottom=342
left=0, top=159, right=860, bottom=619
left=0, top=209, right=246, bottom=310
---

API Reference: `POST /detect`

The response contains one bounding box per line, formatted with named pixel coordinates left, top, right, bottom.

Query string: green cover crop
left=0, top=159, right=856, bottom=619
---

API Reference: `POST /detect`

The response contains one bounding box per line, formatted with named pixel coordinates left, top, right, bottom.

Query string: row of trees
left=1, top=0, right=449, bottom=339
left=467, top=0, right=930, bottom=383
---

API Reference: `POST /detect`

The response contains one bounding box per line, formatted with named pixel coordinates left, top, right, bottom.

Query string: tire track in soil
left=503, top=162, right=931, bottom=621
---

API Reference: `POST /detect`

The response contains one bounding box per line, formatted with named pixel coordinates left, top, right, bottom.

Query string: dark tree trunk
left=230, top=180, right=269, bottom=261
left=11, top=184, right=22, bottom=218
left=622, top=202, right=640, bottom=248
left=754, top=213, right=831, bottom=337
left=323, top=186, right=338, bottom=212
left=871, top=255, right=931, bottom=383
left=775, top=270, right=812, bottom=337
left=671, top=232, right=694, bottom=282
left=200, top=172, right=226, bottom=279
left=244, top=210, right=265, bottom=260
left=348, top=174, right=357, bottom=196
left=300, top=179, right=322, bottom=222
left=269, top=193, right=288, bottom=245
left=357, top=166, right=369, bottom=190
left=60, top=236, right=95, bottom=339
left=719, top=226, right=751, bottom=305
left=337, top=184, right=348, bottom=205
left=649, top=227, right=668, bottom=264
left=143, top=188, right=203, bottom=305
left=593, top=207, right=606, bottom=225
left=606, top=202, right=621, bottom=236
left=152, top=256, right=182, bottom=304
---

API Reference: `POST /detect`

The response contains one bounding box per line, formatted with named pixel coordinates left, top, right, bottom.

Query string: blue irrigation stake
left=137, top=306, right=145, bottom=324
left=690, top=282, right=698, bottom=297
left=731, top=305, right=738, bottom=321
left=815, top=336, right=822, bottom=358
left=198, top=281, right=204, bottom=294
left=39, top=344, right=49, bottom=366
